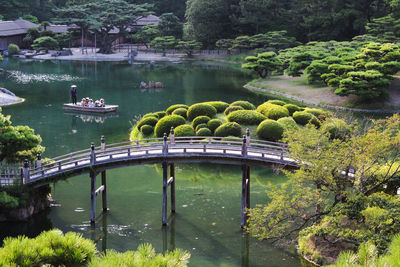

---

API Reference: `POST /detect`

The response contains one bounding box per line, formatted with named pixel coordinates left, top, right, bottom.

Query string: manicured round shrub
left=309, top=116, right=321, bottom=128
left=203, top=101, right=229, bottom=112
left=8, top=44, right=20, bottom=55
left=224, top=105, right=244, bottom=115
left=140, top=125, right=154, bottom=136
left=137, top=116, right=158, bottom=129
left=227, top=110, right=266, bottom=125
left=207, top=119, right=223, bottom=133
left=304, top=108, right=329, bottom=118
left=154, top=115, right=186, bottom=137
left=230, top=100, right=255, bottom=110
left=172, top=108, right=188, bottom=118
left=283, top=104, right=302, bottom=115
left=197, top=128, right=212, bottom=136
left=257, top=103, right=289, bottom=120
left=155, top=111, right=166, bottom=118
left=256, top=119, right=284, bottom=141
left=166, top=104, right=189, bottom=115
left=186, top=103, right=217, bottom=121
left=267, top=99, right=286, bottom=106
left=277, top=117, right=298, bottom=130
left=292, top=111, right=314, bottom=126
left=321, top=118, right=351, bottom=139
left=192, top=116, right=211, bottom=129
left=214, top=122, right=242, bottom=137
left=174, top=124, right=195, bottom=137
left=143, top=113, right=158, bottom=118
left=195, top=123, right=209, bottom=132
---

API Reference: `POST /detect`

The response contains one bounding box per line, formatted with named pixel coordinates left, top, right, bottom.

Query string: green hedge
left=304, top=108, right=329, bottom=119
left=227, top=110, right=266, bottom=125
left=283, top=104, right=302, bottom=115
left=277, top=117, right=298, bottom=130
left=207, top=119, right=223, bottom=133
left=137, top=116, right=159, bottom=129
left=257, top=103, right=290, bottom=120
left=230, top=100, right=256, bottom=110
left=224, top=106, right=244, bottom=115
left=196, top=128, right=212, bottom=136
left=166, top=104, right=189, bottom=115
left=8, top=44, right=19, bottom=56
left=256, top=119, right=284, bottom=141
left=267, top=99, right=286, bottom=106
left=143, top=113, right=158, bottom=118
left=174, top=125, right=195, bottom=137
left=155, top=111, right=167, bottom=118
left=172, top=108, right=188, bottom=118
left=186, top=103, right=217, bottom=121
left=292, top=111, right=314, bottom=126
left=140, top=125, right=154, bottom=136
left=195, top=123, right=209, bottom=132
left=192, top=116, right=211, bottom=129
left=202, top=101, right=229, bottom=112
left=214, top=122, right=242, bottom=137
left=154, top=115, right=186, bottom=137
left=321, top=118, right=351, bottom=139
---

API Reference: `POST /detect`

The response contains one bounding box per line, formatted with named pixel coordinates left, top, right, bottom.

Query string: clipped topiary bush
left=207, top=119, right=223, bottom=133
left=267, top=99, right=286, bottom=106
left=140, top=125, right=154, bottom=136
left=196, top=128, right=212, bottom=136
left=192, top=116, right=211, bottom=129
left=174, top=124, right=195, bottom=137
left=143, top=113, right=158, bottom=118
left=257, top=103, right=289, bottom=120
left=227, top=110, right=266, bottom=125
left=304, top=108, right=329, bottom=119
left=224, top=105, right=244, bottom=115
left=187, top=103, right=217, bottom=121
left=8, top=44, right=20, bottom=56
left=202, top=101, right=229, bottom=112
left=172, top=108, right=188, bottom=118
left=230, top=100, right=256, bottom=110
left=256, top=119, right=284, bottom=141
left=155, top=111, right=166, bottom=118
left=293, top=111, right=314, bottom=125
left=214, top=122, right=242, bottom=137
left=137, top=116, right=159, bottom=129
left=309, top=116, right=321, bottom=128
left=283, top=104, right=302, bottom=115
left=277, top=117, right=298, bottom=130
left=154, top=115, right=186, bottom=137
left=195, top=123, right=209, bottom=132
left=321, top=118, right=351, bottom=139
left=166, top=104, right=189, bottom=115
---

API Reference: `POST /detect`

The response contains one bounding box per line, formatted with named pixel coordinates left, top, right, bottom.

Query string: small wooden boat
left=63, top=103, right=118, bottom=114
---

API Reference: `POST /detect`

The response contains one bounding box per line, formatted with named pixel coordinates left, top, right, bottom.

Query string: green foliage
left=283, top=104, right=302, bottom=116
left=137, top=116, right=158, bottom=129
left=227, top=110, right=266, bottom=125
left=130, top=23, right=160, bottom=48
left=215, top=39, right=234, bottom=49
left=155, top=111, right=166, bottom=118
left=186, top=103, right=217, bottom=121
left=32, top=36, right=59, bottom=51
left=22, top=14, right=38, bottom=24
left=174, top=125, right=195, bottom=137
left=140, top=125, right=154, bottom=136
left=177, top=40, right=202, bottom=56
left=202, top=101, right=229, bottom=112
left=277, top=117, right=298, bottom=131
left=214, top=122, right=242, bottom=137
left=229, top=100, right=255, bottom=110
left=192, top=116, right=210, bottom=129
left=256, top=119, right=284, bottom=141
left=285, top=52, right=314, bottom=77
left=257, top=103, right=290, bottom=120
left=292, top=111, right=314, bottom=126
left=158, top=13, right=183, bottom=38
left=207, top=119, right=223, bottom=133
left=320, top=118, right=351, bottom=140
left=7, top=44, right=19, bottom=55
left=166, top=104, right=189, bottom=115
left=172, top=108, right=188, bottom=119
left=196, top=127, right=212, bottom=136
left=303, top=108, right=329, bottom=119
left=266, top=100, right=286, bottom=106
left=151, top=36, right=177, bottom=55
left=242, top=52, right=283, bottom=78
left=143, top=113, right=159, bottom=118
left=154, top=115, right=186, bottom=137
left=224, top=105, right=244, bottom=115
left=195, top=123, right=208, bottom=132
left=0, top=191, right=19, bottom=209
left=23, top=28, right=41, bottom=46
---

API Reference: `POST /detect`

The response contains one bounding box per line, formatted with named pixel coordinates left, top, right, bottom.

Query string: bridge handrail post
left=20, top=167, right=24, bottom=185
left=90, top=142, right=96, bottom=164
left=101, top=135, right=106, bottom=151
left=170, top=127, right=175, bottom=145
left=246, top=128, right=251, bottom=147
left=280, top=143, right=285, bottom=161
left=242, top=135, right=248, bottom=157
left=162, top=133, right=168, bottom=155
left=37, top=152, right=42, bottom=170
left=23, top=159, right=29, bottom=182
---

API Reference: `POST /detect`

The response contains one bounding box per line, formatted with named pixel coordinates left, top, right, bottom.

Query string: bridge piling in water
left=170, top=163, right=175, bottom=213
left=162, top=161, right=168, bottom=225
left=90, top=170, right=96, bottom=224
left=241, top=164, right=251, bottom=228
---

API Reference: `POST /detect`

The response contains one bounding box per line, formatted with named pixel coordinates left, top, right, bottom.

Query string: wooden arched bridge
left=0, top=130, right=297, bottom=227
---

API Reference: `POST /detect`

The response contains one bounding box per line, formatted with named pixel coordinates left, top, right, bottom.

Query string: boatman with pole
left=70, top=85, right=77, bottom=105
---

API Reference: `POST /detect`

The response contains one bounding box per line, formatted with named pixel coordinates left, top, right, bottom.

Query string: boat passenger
left=88, top=99, right=94, bottom=108
left=80, top=98, right=85, bottom=106
left=70, top=85, right=77, bottom=105
left=100, top=98, right=105, bottom=107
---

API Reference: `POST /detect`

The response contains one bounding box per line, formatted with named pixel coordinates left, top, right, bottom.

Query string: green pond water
left=0, top=58, right=301, bottom=266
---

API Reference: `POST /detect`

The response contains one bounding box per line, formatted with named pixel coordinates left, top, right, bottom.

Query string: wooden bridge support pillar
left=170, top=163, right=176, bottom=213
left=162, top=161, right=168, bottom=225
left=241, top=164, right=251, bottom=228
left=90, top=170, right=96, bottom=224
left=101, top=171, right=107, bottom=211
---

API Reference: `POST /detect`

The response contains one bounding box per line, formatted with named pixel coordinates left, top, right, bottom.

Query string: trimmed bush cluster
left=174, top=125, right=195, bottom=137
left=293, top=111, right=314, bottom=125
left=143, top=113, right=158, bottom=118
left=140, top=125, right=154, bottom=136
left=304, top=108, right=329, bottom=119
left=214, top=122, right=242, bottom=137
left=230, top=100, right=256, bottom=110
left=166, top=104, right=189, bottom=115
left=321, top=118, right=351, bottom=139
left=224, top=105, right=244, bottom=115
left=196, top=128, right=212, bottom=136
left=195, top=123, right=208, bottom=131
left=257, top=103, right=290, bottom=120
left=207, top=119, right=223, bottom=133
left=186, top=103, right=217, bottom=121
left=256, top=119, right=284, bottom=141
left=172, top=108, right=188, bottom=118
left=202, top=101, right=229, bottom=112
left=155, top=111, right=166, bottom=118
left=267, top=99, right=286, bottom=106
left=284, top=104, right=302, bottom=115
left=277, top=117, right=298, bottom=130
left=154, top=115, right=186, bottom=137
left=8, top=44, right=20, bottom=55
left=137, top=116, right=158, bottom=129
left=227, top=110, right=266, bottom=125
left=192, top=116, right=211, bottom=129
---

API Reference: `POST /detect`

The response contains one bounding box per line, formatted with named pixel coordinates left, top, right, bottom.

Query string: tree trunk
left=98, top=34, right=113, bottom=54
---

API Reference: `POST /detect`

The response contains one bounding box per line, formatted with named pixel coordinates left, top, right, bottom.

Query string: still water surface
left=0, top=58, right=300, bottom=266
